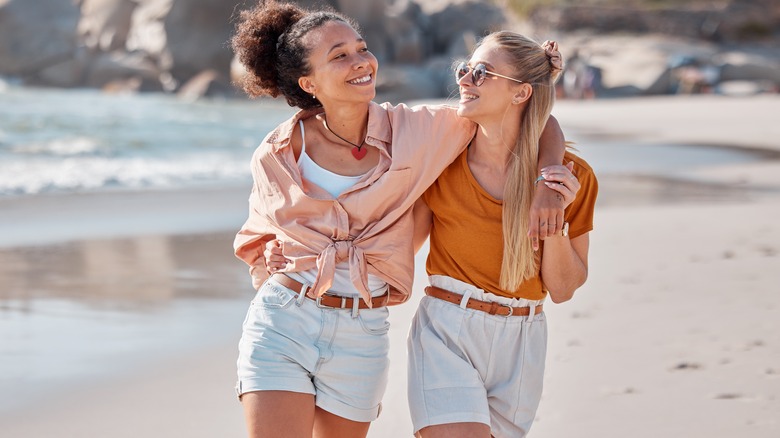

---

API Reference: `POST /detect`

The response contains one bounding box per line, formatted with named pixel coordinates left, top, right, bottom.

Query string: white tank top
left=296, top=121, right=363, bottom=198
left=288, top=121, right=387, bottom=296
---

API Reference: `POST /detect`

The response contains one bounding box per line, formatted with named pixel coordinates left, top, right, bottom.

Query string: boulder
left=423, top=55, right=462, bottom=98
left=332, top=0, right=393, bottom=62
left=716, top=52, right=780, bottom=83
left=383, top=0, right=431, bottom=63
left=83, top=51, right=162, bottom=89
left=715, top=1, right=777, bottom=41
left=77, top=0, right=136, bottom=52
left=382, top=14, right=425, bottom=64
left=125, top=0, right=174, bottom=69
left=0, top=0, right=80, bottom=76
left=445, top=30, right=477, bottom=60
left=427, top=1, right=506, bottom=54
left=176, top=69, right=238, bottom=100
left=529, top=1, right=780, bottom=43
left=34, top=47, right=92, bottom=87
left=101, top=76, right=143, bottom=94
left=163, top=0, right=246, bottom=86
left=334, top=0, right=385, bottom=25
left=375, top=64, right=443, bottom=103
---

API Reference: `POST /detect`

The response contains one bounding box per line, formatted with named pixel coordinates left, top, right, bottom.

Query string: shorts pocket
left=358, top=307, right=390, bottom=336
left=253, top=283, right=296, bottom=309
left=416, top=297, right=471, bottom=391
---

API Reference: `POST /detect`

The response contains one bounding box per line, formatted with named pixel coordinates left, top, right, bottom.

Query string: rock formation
left=0, top=0, right=777, bottom=100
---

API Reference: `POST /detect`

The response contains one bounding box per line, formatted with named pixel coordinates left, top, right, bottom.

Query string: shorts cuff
left=316, top=393, right=382, bottom=423
left=413, top=413, right=491, bottom=435
left=236, top=377, right=315, bottom=399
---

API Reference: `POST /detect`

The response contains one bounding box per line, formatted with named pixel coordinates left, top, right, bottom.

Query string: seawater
left=0, top=86, right=296, bottom=196
left=0, top=86, right=771, bottom=418
left=0, top=87, right=296, bottom=415
left=1, top=86, right=766, bottom=199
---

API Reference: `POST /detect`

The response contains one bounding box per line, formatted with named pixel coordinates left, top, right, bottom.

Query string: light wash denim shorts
left=236, top=277, right=390, bottom=422
left=407, top=276, right=548, bottom=437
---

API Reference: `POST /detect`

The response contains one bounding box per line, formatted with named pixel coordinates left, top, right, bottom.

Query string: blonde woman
left=408, top=33, right=598, bottom=437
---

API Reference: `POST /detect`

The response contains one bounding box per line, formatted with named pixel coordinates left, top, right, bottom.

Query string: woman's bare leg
left=313, top=406, right=371, bottom=438
left=418, top=423, right=491, bottom=438
left=242, top=391, right=315, bottom=438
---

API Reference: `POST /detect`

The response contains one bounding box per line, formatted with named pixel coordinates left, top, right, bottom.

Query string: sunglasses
left=455, top=62, right=524, bottom=87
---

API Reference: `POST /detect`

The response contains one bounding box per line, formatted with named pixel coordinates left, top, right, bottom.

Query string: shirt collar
left=269, top=101, right=392, bottom=153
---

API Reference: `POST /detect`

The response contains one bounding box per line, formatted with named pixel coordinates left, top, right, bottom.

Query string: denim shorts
left=236, top=277, right=391, bottom=422
left=407, top=276, right=548, bottom=437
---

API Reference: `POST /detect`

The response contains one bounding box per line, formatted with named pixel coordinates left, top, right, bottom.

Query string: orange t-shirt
left=422, top=149, right=598, bottom=300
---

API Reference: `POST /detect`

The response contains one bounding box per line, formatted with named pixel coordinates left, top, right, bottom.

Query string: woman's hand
left=529, top=184, right=564, bottom=251
left=529, top=161, right=581, bottom=250
left=541, top=161, right=580, bottom=209
left=264, top=239, right=290, bottom=274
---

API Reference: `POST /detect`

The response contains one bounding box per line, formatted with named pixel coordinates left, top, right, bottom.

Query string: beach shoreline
left=2, top=95, right=779, bottom=437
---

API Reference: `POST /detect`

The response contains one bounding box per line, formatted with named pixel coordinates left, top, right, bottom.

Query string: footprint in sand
left=670, top=362, right=703, bottom=371
left=600, top=387, right=639, bottom=396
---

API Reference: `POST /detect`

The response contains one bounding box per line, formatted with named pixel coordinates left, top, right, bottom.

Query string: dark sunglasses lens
left=472, top=64, right=486, bottom=86
left=455, top=62, right=468, bottom=80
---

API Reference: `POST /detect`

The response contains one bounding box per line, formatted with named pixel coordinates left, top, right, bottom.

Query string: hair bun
left=232, top=1, right=305, bottom=98
left=272, top=4, right=305, bottom=49
left=542, top=40, right=564, bottom=82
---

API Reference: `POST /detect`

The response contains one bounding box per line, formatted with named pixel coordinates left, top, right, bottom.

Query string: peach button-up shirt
left=234, top=101, right=475, bottom=306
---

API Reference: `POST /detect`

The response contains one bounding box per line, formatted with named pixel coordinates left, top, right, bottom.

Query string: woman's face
left=456, top=42, right=524, bottom=123
left=299, top=21, right=378, bottom=108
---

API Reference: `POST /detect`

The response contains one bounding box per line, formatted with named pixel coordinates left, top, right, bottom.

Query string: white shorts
left=236, top=277, right=391, bottom=422
left=407, top=276, right=548, bottom=437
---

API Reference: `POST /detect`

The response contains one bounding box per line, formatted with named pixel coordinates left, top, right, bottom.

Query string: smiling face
left=297, top=21, right=378, bottom=109
left=456, top=41, right=528, bottom=124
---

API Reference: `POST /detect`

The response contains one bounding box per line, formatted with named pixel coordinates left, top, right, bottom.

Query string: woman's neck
left=469, top=118, right=521, bottom=169
left=318, top=102, right=370, bottom=144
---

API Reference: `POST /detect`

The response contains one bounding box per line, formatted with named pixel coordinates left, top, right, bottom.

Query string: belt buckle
left=315, top=295, right=349, bottom=309
left=501, top=304, right=514, bottom=318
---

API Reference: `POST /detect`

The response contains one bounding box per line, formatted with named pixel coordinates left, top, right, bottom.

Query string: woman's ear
left=298, top=76, right=316, bottom=96
left=512, top=83, right=533, bottom=104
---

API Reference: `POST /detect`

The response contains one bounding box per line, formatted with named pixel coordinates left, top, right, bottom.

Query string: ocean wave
left=0, top=87, right=297, bottom=197
left=10, top=136, right=103, bottom=156
left=0, top=153, right=250, bottom=196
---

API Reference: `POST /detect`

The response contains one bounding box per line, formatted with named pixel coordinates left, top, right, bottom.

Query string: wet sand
left=1, top=95, right=779, bottom=437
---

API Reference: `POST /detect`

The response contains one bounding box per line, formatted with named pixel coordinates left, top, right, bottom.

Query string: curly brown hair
left=231, top=0, right=359, bottom=109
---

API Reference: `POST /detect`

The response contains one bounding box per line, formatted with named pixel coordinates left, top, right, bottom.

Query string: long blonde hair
left=477, top=32, right=562, bottom=291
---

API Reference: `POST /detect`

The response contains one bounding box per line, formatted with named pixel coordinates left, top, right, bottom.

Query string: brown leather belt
left=425, top=286, right=543, bottom=317
left=271, top=274, right=389, bottom=309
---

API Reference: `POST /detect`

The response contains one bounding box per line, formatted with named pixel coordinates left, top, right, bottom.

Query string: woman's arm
left=538, top=160, right=588, bottom=302
left=234, top=148, right=287, bottom=289
left=529, top=115, right=566, bottom=251
left=412, top=197, right=433, bottom=254
left=541, top=233, right=589, bottom=303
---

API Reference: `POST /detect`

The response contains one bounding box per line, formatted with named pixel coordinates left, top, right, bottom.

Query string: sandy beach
left=1, top=95, right=779, bottom=437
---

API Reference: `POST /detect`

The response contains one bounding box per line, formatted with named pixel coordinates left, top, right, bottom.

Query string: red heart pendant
left=351, top=146, right=367, bottom=160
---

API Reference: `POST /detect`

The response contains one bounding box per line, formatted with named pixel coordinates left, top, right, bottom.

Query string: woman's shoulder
left=377, top=101, right=475, bottom=145
left=564, top=151, right=595, bottom=177
left=263, top=107, right=319, bottom=141
left=379, top=100, right=460, bottom=118
left=255, top=108, right=318, bottom=157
